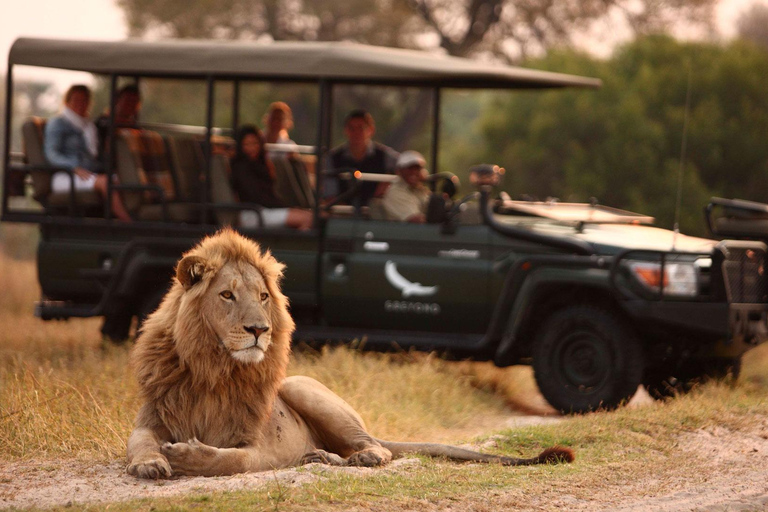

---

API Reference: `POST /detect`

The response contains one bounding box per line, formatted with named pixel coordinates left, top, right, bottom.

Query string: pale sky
left=0, top=0, right=764, bottom=91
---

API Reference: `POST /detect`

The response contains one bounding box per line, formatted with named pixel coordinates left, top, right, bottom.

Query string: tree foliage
left=737, top=2, right=768, bottom=50
left=474, top=36, right=768, bottom=235
left=412, top=0, right=715, bottom=60
left=117, top=0, right=716, bottom=60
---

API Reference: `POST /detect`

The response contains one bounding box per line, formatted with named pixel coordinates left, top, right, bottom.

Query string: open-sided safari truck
left=3, top=38, right=768, bottom=413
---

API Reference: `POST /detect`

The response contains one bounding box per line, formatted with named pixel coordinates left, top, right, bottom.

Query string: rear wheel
left=532, top=306, right=644, bottom=414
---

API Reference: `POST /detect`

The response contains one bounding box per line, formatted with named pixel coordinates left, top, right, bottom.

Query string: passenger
left=230, top=125, right=312, bottom=230
left=96, top=84, right=141, bottom=152
left=44, top=84, right=132, bottom=222
left=325, top=109, right=399, bottom=205
left=469, top=164, right=502, bottom=188
left=263, top=101, right=298, bottom=160
left=460, top=164, right=503, bottom=225
left=382, top=151, right=430, bottom=224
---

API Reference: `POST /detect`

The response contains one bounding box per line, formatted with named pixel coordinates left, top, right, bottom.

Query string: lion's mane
left=131, top=228, right=295, bottom=445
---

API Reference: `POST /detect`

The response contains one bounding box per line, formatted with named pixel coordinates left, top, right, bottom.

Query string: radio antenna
left=672, top=64, right=692, bottom=250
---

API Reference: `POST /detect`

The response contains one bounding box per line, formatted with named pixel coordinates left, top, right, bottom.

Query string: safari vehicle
left=3, top=38, right=768, bottom=414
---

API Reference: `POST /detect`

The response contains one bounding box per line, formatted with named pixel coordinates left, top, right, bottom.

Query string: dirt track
left=2, top=414, right=768, bottom=511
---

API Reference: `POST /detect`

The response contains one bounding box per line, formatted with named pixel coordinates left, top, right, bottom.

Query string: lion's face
left=200, top=261, right=275, bottom=364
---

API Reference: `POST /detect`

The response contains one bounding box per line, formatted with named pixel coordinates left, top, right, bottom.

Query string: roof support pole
left=313, top=79, right=333, bottom=322
left=104, top=74, right=118, bottom=220
left=2, top=64, right=13, bottom=217
left=232, top=79, right=240, bottom=134
left=202, top=75, right=215, bottom=224
left=314, top=79, right=332, bottom=216
left=430, top=87, right=441, bottom=175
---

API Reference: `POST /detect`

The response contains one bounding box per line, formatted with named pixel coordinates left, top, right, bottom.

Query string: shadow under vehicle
left=3, top=38, right=768, bottom=413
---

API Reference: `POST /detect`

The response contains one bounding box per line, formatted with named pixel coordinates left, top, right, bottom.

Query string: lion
left=126, top=228, right=574, bottom=478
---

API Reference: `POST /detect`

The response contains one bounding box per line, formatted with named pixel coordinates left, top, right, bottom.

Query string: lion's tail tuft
left=536, top=446, right=575, bottom=464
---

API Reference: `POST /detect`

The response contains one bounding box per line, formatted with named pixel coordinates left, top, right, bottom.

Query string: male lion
left=126, top=228, right=573, bottom=478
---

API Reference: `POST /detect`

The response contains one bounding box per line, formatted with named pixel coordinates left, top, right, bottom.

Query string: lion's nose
left=244, top=325, right=269, bottom=338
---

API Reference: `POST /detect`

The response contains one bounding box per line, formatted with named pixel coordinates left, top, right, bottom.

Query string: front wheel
left=532, top=306, right=644, bottom=414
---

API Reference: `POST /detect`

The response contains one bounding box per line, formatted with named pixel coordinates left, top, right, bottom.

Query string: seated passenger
left=96, top=83, right=141, bottom=159
left=230, top=125, right=312, bottom=230
left=44, top=84, right=131, bottom=222
left=325, top=109, right=399, bottom=205
left=263, top=101, right=298, bottom=160
left=460, top=164, right=503, bottom=225
left=382, top=151, right=430, bottom=224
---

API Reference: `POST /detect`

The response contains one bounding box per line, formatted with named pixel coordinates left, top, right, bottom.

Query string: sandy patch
left=0, top=457, right=423, bottom=510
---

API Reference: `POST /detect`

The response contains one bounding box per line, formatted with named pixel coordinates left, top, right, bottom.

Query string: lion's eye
left=220, top=290, right=234, bottom=300
left=260, top=292, right=269, bottom=301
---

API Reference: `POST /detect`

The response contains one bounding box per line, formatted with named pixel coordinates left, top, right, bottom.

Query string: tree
left=117, top=0, right=420, bottom=48
left=737, top=2, right=768, bottom=50
left=472, top=36, right=768, bottom=235
left=412, top=0, right=716, bottom=61
left=117, top=0, right=716, bottom=61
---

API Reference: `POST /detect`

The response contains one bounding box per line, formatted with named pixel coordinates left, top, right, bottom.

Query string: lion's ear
left=176, top=255, right=208, bottom=290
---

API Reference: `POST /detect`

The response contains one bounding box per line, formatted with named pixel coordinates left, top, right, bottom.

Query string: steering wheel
left=425, top=171, right=460, bottom=199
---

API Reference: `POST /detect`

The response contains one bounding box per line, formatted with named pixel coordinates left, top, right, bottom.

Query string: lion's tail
left=376, top=440, right=574, bottom=466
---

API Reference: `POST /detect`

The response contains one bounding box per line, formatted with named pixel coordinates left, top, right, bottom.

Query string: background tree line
left=473, top=35, right=768, bottom=235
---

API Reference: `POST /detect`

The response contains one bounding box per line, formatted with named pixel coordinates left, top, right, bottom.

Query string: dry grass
left=0, top=244, right=136, bottom=461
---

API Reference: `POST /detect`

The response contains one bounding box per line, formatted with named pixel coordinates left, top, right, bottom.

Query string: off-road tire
left=532, top=306, right=645, bottom=414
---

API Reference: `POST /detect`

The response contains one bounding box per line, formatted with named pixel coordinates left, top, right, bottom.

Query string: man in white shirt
left=382, top=151, right=430, bottom=223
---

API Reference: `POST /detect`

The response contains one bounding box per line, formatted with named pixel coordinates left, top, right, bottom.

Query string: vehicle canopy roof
left=9, top=37, right=601, bottom=89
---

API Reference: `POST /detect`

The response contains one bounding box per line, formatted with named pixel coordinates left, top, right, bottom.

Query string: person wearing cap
left=382, top=150, right=431, bottom=223
left=460, top=164, right=504, bottom=225
left=325, top=109, right=399, bottom=205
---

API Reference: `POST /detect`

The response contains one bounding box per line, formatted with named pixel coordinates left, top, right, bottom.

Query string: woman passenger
left=44, top=84, right=132, bottom=222
left=230, top=125, right=312, bottom=230
left=263, top=101, right=298, bottom=160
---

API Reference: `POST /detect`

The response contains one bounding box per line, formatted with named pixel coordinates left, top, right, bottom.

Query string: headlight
left=627, top=260, right=700, bottom=297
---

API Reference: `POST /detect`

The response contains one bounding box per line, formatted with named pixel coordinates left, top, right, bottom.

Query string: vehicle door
left=321, top=217, right=494, bottom=334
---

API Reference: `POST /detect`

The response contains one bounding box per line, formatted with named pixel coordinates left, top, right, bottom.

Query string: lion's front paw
left=301, top=449, right=346, bottom=466
left=347, top=447, right=391, bottom=467
left=161, top=438, right=219, bottom=475
left=127, top=453, right=172, bottom=479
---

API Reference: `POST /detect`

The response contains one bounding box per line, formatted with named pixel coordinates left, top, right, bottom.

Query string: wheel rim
left=555, top=329, right=612, bottom=393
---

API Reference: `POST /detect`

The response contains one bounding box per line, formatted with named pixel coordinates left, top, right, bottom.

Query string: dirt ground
left=2, top=409, right=768, bottom=512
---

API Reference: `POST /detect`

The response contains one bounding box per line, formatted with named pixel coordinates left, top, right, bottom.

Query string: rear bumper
left=34, top=300, right=100, bottom=320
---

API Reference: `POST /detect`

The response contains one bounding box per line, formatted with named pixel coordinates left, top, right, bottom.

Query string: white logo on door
left=384, top=261, right=438, bottom=298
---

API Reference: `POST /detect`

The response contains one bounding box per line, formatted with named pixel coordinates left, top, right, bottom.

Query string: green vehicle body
left=4, top=38, right=768, bottom=413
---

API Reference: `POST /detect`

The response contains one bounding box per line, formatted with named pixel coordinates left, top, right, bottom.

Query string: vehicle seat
left=209, top=153, right=240, bottom=226
left=166, top=136, right=204, bottom=202
left=272, top=157, right=315, bottom=209
left=22, top=117, right=101, bottom=209
left=115, top=129, right=197, bottom=222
